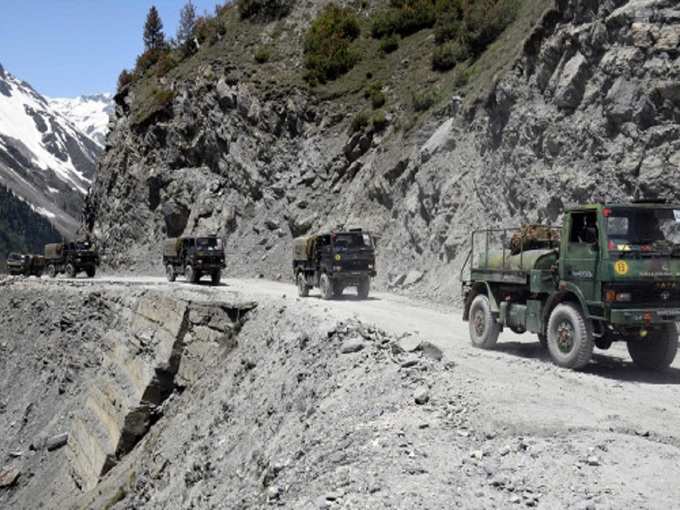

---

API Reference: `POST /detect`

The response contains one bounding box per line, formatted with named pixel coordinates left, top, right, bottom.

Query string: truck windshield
left=333, top=233, right=372, bottom=251
left=196, top=237, right=222, bottom=250
left=606, top=207, right=680, bottom=251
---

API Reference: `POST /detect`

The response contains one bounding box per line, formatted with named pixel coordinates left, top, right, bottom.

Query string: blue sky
left=0, top=1, right=224, bottom=98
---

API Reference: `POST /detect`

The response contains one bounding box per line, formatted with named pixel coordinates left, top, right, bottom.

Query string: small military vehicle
left=6, top=253, right=45, bottom=276
left=293, top=228, right=376, bottom=299
left=163, top=236, right=225, bottom=285
left=45, top=240, right=99, bottom=278
left=461, top=202, right=680, bottom=371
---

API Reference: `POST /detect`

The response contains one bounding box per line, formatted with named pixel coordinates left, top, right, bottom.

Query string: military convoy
left=293, top=228, right=376, bottom=299
left=461, top=201, right=680, bottom=371
left=6, top=253, right=45, bottom=277
left=163, top=235, right=225, bottom=285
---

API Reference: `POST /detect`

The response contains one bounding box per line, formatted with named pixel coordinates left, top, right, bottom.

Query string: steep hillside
left=0, top=63, right=101, bottom=237
left=89, top=0, right=680, bottom=301
left=49, top=93, right=113, bottom=147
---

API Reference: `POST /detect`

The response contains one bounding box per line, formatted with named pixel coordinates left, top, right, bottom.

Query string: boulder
left=554, top=52, right=588, bottom=109
left=340, top=337, right=365, bottom=354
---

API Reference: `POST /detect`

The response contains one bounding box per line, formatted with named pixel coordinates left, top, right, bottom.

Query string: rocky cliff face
left=90, top=0, right=680, bottom=301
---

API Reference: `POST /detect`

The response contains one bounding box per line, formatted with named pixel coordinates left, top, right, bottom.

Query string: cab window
left=569, top=212, right=598, bottom=244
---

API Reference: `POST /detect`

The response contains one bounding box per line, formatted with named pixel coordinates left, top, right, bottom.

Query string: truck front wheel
left=546, top=303, right=594, bottom=369
left=166, top=264, right=176, bottom=282
left=468, top=294, right=500, bottom=349
left=297, top=273, right=309, bottom=298
left=47, top=264, right=56, bottom=278
left=186, top=265, right=198, bottom=284
left=357, top=277, right=370, bottom=299
left=627, top=325, right=678, bottom=371
left=211, top=270, right=221, bottom=286
left=86, top=266, right=96, bottom=278
left=65, top=263, right=76, bottom=278
left=320, top=274, right=334, bottom=300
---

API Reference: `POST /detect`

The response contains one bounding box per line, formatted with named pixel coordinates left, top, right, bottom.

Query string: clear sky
left=0, top=1, right=225, bottom=98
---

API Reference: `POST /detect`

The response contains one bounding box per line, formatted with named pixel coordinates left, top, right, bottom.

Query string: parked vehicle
left=6, top=253, right=45, bottom=276
left=461, top=201, right=680, bottom=371
left=293, top=228, right=376, bottom=299
left=45, top=240, right=99, bottom=278
left=163, top=236, right=225, bottom=285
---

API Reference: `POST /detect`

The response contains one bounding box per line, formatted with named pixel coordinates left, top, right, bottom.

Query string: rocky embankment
left=88, top=0, right=679, bottom=302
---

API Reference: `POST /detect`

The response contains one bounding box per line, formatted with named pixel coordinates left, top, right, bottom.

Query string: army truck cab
left=293, top=228, right=376, bottom=299
left=461, top=202, right=680, bottom=371
left=45, top=240, right=99, bottom=278
left=6, top=253, right=45, bottom=277
left=163, top=235, right=225, bottom=285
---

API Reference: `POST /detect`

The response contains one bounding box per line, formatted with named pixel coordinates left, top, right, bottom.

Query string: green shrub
left=239, top=0, right=294, bottom=20
left=464, top=0, right=518, bottom=54
left=117, top=69, right=134, bottom=90
left=156, top=51, right=179, bottom=76
left=193, top=16, right=226, bottom=46
left=453, top=65, right=473, bottom=87
left=134, top=48, right=163, bottom=75
left=132, top=87, right=176, bottom=126
left=254, top=46, right=272, bottom=63
left=379, top=34, right=399, bottom=54
left=351, top=110, right=370, bottom=133
left=432, top=41, right=469, bottom=71
left=370, top=0, right=436, bottom=38
left=303, top=4, right=361, bottom=83
left=371, top=110, right=388, bottom=131
left=412, top=90, right=435, bottom=112
left=364, top=82, right=386, bottom=109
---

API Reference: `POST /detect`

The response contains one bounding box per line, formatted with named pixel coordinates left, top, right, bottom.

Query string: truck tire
left=538, top=334, right=547, bottom=349
left=65, top=263, right=76, bottom=278
left=546, top=303, right=594, bottom=369
left=320, top=274, right=334, bottom=300
left=86, top=266, right=96, bottom=278
left=211, top=270, right=221, bottom=286
left=297, top=273, right=309, bottom=298
left=186, top=265, right=198, bottom=284
left=166, top=264, right=176, bottom=282
left=47, top=264, right=56, bottom=278
left=468, top=294, right=500, bottom=349
left=357, top=277, right=370, bottom=299
left=334, top=286, right=344, bottom=298
left=627, top=324, right=678, bottom=371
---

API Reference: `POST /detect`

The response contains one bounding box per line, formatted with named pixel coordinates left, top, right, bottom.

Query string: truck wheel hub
left=473, top=311, right=485, bottom=336
left=556, top=321, right=574, bottom=353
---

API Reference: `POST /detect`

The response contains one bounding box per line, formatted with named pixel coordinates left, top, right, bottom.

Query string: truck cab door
left=561, top=211, right=601, bottom=301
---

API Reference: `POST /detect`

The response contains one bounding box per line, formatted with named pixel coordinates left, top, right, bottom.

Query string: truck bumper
left=609, top=308, right=680, bottom=325
left=333, top=271, right=371, bottom=285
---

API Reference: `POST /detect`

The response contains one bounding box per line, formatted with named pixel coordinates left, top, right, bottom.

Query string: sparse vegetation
left=371, top=110, right=388, bottom=131
left=371, top=0, right=437, bottom=38
left=412, top=90, right=435, bottom=112
left=254, top=46, right=272, bottom=63
left=238, top=0, right=294, bottom=20
left=365, top=81, right=386, bottom=109
left=351, top=110, right=370, bottom=133
left=117, top=69, right=134, bottom=90
left=432, top=41, right=469, bottom=71
left=379, top=34, right=400, bottom=54
left=193, top=15, right=226, bottom=46
left=132, top=87, right=176, bottom=127
left=303, top=4, right=361, bottom=83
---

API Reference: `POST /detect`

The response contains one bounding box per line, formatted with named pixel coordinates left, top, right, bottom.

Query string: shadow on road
left=493, top=341, right=680, bottom=385
left=308, top=293, right=380, bottom=303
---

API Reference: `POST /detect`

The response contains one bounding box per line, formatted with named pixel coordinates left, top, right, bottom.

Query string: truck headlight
left=368, top=264, right=374, bottom=269
left=605, top=290, right=631, bottom=302
left=333, top=265, right=342, bottom=272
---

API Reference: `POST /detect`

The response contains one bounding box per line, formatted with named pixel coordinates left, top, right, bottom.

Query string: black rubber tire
left=211, top=270, right=221, bottom=286
left=627, top=324, right=678, bottom=371
left=47, top=264, right=56, bottom=278
left=65, top=263, right=76, bottom=278
left=334, top=286, right=344, bottom=298
left=546, top=303, right=594, bottom=369
left=320, top=274, right=334, bottom=300
left=86, top=266, right=96, bottom=278
left=538, top=333, right=547, bottom=349
left=297, top=273, right=309, bottom=298
left=166, top=264, right=176, bottom=282
left=468, top=294, right=500, bottom=349
left=357, top=277, right=370, bottom=299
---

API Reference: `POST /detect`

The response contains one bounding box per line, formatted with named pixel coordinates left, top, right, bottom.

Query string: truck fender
left=463, top=282, right=500, bottom=321
left=542, top=283, right=590, bottom=328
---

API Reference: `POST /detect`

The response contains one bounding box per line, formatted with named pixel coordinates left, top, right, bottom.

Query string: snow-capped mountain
left=0, top=62, right=102, bottom=236
left=49, top=93, right=113, bottom=147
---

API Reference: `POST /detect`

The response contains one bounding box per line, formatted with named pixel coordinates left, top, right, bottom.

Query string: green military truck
left=293, top=228, right=376, bottom=299
left=6, top=253, right=45, bottom=276
left=45, top=240, right=99, bottom=278
left=461, top=202, right=680, bottom=371
left=163, top=236, right=225, bottom=285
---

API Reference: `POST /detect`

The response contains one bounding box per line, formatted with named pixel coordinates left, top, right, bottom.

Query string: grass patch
left=379, top=34, right=400, bottom=54
left=371, top=110, right=388, bottom=131
left=131, top=86, right=175, bottom=127
left=412, top=90, right=436, bottom=112
left=304, top=3, right=362, bottom=83
left=351, top=110, right=370, bottom=133
left=254, top=46, right=272, bottom=63
left=238, top=0, right=294, bottom=20
left=364, top=81, right=386, bottom=108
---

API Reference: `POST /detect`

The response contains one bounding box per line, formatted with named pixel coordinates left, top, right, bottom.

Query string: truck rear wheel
left=320, top=274, right=334, bottom=300
left=211, top=270, right=221, bottom=286
left=357, top=277, right=370, bottom=299
left=297, top=273, right=309, bottom=298
left=47, top=264, right=56, bottom=278
left=65, top=263, right=76, bottom=278
left=627, top=325, right=678, bottom=371
left=166, top=264, right=176, bottom=282
left=86, top=266, right=96, bottom=278
left=468, top=294, right=500, bottom=349
left=546, top=303, right=594, bottom=369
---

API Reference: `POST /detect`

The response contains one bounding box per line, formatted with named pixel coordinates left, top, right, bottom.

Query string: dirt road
left=14, top=275, right=680, bottom=508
